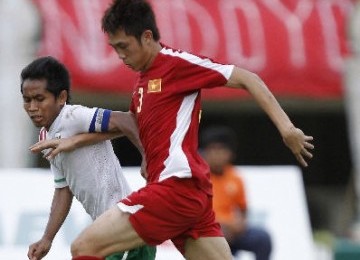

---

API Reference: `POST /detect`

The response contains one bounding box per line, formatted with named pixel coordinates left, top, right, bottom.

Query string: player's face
left=22, top=79, right=66, bottom=130
left=108, top=29, right=154, bottom=72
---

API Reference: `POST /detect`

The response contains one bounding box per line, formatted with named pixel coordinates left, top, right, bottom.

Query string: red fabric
left=130, top=45, right=231, bottom=194
left=32, top=0, right=354, bottom=99
left=119, top=177, right=222, bottom=254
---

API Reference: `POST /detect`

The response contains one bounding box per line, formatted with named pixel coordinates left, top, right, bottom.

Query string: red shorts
left=117, top=177, right=223, bottom=254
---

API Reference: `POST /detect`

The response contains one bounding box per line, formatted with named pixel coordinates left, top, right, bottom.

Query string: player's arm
left=108, top=111, right=144, bottom=156
left=28, top=186, right=73, bottom=260
left=30, top=110, right=140, bottom=159
left=30, top=110, right=147, bottom=177
left=30, top=132, right=121, bottom=160
left=108, top=111, right=147, bottom=178
left=226, top=67, right=314, bottom=167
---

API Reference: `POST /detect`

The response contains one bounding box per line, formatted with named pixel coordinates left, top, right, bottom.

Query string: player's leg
left=71, top=205, right=146, bottom=258
left=184, top=236, right=233, bottom=260
left=177, top=185, right=232, bottom=260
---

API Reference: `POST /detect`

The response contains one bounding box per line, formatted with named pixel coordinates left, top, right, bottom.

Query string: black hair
left=200, top=125, right=238, bottom=153
left=102, top=0, right=160, bottom=43
left=20, top=56, right=71, bottom=103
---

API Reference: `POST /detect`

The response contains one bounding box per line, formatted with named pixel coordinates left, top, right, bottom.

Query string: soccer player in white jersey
left=31, top=1, right=315, bottom=260
left=21, top=56, right=156, bottom=260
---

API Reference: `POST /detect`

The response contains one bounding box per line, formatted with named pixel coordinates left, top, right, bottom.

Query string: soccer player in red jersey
left=31, top=0, right=314, bottom=259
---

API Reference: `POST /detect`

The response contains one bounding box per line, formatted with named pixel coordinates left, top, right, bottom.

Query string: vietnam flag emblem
left=147, top=79, right=162, bottom=93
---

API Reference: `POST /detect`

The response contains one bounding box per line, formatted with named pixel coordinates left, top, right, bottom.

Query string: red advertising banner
left=33, top=0, right=354, bottom=99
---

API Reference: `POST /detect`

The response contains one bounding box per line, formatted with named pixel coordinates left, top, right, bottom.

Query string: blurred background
left=1, top=0, right=360, bottom=259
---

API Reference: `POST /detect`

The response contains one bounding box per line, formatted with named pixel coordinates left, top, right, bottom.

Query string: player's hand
left=282, top=127, right=314, bottom=167
left=27, top=238, right=52, bottom=260
left=29, top=138, right=74, bottom=160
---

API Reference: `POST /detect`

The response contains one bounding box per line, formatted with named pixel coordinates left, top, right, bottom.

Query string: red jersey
left=130, top=44, right=234, bottom=194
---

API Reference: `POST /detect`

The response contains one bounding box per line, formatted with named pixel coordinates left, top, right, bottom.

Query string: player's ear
left=142, top=30, right=153, bottom=45
left=58, top=90, right=68, bottom=105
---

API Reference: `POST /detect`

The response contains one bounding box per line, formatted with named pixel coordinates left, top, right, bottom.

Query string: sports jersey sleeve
left=177, top=56, right=234, bottom=92
left=88, top=108, right=111, bottom=133
left=51, top=163, right=68, bottom=189
left=162, top=47, right=234, bottom=93
left=62, top=106, right=112, bottom=134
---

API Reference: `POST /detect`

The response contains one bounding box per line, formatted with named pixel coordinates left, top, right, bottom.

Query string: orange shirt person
left=211, top=166, right=247, bottom=238
left=202, top=126, right=272, bottom=260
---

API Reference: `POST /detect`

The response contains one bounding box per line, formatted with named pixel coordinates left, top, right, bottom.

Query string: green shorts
left=105, top=245, right=156, bottom=260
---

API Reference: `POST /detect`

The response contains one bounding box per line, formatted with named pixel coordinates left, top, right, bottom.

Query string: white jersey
left=40, top=104, right=132, bottom=220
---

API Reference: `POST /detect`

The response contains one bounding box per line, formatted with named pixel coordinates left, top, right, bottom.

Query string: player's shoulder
left=160, top=44, right=199, bottom=59
left=160, top=43, right=220, bottom=67
left=62, top=104, right=96, bottom=116
left=65, top=103, right=87, bottom=111
left=59, top=105, right=99, bottom=130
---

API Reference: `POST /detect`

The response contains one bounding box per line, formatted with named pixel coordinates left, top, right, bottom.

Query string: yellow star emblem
left=147, top=79, right=162, bottom=93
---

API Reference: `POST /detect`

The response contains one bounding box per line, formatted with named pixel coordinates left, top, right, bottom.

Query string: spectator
left=201, top=125, right=272, bottom=260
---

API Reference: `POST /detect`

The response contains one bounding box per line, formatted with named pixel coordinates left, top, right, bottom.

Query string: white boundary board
left=0, top=166, right=315, bottom=260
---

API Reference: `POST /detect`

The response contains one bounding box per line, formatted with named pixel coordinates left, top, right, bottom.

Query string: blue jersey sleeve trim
left=89, top=108, right=99, bottom=133
left=89, top=108, right=111, bottom=133
left=101, top=109, right=111, bottom=132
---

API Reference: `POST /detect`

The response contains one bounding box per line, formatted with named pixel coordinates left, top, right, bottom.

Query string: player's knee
left=71, top=237, right=90, bottom=257
left=71, top=238, right=81, bottom=257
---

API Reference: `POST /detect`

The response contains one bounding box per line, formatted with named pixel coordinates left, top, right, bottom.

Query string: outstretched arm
left=30, top=131, right=121, bottom=159
left=29, top=111, right=147, bottom=177
left=27, top=186, right=73, bottom=260
left=226, top=67, right=314, bottom=167
left=30, top=111, right=139, bottom=157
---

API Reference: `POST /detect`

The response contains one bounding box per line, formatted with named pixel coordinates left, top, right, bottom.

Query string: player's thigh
left=72, top=205, right=146, bottom=256
left=184, top=237, right=232, bottom=260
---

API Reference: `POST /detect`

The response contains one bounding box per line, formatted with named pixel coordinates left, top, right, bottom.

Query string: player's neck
left=141, top=42, right=162, bottom=72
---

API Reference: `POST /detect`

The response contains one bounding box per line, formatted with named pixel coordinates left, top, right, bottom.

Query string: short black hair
left=102, top=0, right=160, bottom=42
left=200, top=125, right=238, bottom=153
left=20, top=56, right=71, bottom=103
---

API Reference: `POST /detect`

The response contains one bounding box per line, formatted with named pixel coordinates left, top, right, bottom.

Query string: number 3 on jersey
left=137, top=87, right=144, bottom=113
